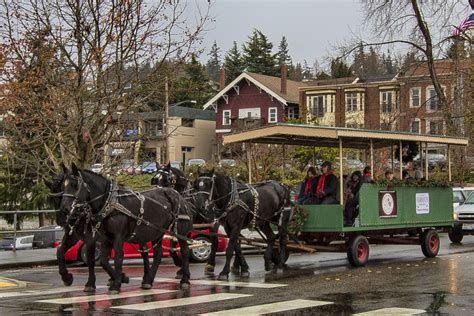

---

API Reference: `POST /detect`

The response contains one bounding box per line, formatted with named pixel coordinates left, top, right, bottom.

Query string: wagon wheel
left=448, top=227, right=463, bottom=244
left=420, top=229, right=440, bottom=258
left=347, top=235, right=369, bottom=267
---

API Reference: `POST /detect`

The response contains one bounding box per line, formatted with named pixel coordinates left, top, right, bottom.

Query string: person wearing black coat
left=344, top=170, right=363, bottom=226
left=313, top=161, right=338, bottom=205
left=297, top=166, right=318, bottom=205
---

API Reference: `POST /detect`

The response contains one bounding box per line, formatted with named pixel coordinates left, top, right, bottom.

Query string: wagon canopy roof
left=222, top=123, right=469, bottom=149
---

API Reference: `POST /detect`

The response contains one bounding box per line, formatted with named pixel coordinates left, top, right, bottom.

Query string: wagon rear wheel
left=420, top=229, right=440, bottom=258
left=347, top=235, right=369, bottom=267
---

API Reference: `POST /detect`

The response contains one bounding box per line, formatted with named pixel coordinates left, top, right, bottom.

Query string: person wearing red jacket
left=313, top=161, right=338, bottom=205
left=298, top=166, right=318, bottom=205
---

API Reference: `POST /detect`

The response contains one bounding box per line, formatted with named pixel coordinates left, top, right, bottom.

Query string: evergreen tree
left=223, top=41, right=245, bottom=84
left=330, top=59, right=352, bottom=78
left=351, top=44, right=366, bottom=77
left=382, top=50, right=395, bottom=75
left=315, top=71, right=331, bottom=80
left=365, top=46, right=384, bottom=76
left=288, top=62, right=303, bottom=81
left=302, top=59, right=312, bottom=79
left=206, top=41, right=221, bottom=82
left=276, top=36, right=292, bottom=66
left=173, top=54, right=217, bottom=107
left=242, top=29, right=278, bottom=76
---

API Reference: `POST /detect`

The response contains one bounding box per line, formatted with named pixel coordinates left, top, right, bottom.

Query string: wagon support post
left=425, top=142, right=429, bottom=180
left=399, top=140, right=403, bottom=179
left=448, top=144, right=452, bottom=182
left=339, top=138, right=343, bottom=205
left=370, top=140, right=374, bottom=180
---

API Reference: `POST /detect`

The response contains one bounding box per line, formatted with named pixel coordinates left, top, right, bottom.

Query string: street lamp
left=164, top=97, right=197, bottom=163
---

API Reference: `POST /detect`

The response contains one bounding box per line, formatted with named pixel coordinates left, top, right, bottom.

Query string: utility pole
left=164, top=76, right=169, bottom=163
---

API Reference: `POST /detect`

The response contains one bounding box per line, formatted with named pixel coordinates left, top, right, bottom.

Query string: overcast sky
left=197, top=0, right=469, bottom=70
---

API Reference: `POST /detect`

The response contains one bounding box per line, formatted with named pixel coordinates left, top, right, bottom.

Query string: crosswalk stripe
left=112, top=293, right=252, bottom=311
left=199, top=299, right=333, bottom=315
left=354, top=307, right=426, bottom=315
left=131, top=277, right=286, bottom=288
left=36, top=289, right=175, bottom=305
left=0, top=286, right=107, bottom=299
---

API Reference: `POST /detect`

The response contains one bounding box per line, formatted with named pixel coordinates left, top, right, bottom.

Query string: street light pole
left=164, top=76, right=169, bottom=163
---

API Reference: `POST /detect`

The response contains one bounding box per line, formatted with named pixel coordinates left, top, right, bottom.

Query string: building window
left=181, top=146, right=193, bottom=153
left=411, top=119, right=420, bottom=134
left=427, top=119, right=444, bottom=135
left=144, top=120, right=163, bottom=137
left=287, top=107, right=295, bottom=119
left=238, top=108, right=261, bottom=119
left=410, top=88, right=420, bottom=107
left=181, top=118, right=194, bottom=127
left=268, top=107, right=277, bottom=123
left=380, top=91, right=395, bottom=113
left=311, top=95, right=325, bottom=117
left=223, top=110, right=231, bottom=125
left=345, top=92, right=358, bottom=112
left=426, top=86, right=445, bottom=112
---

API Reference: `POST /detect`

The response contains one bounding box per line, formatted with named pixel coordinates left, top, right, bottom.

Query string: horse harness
left=196, top=175, right=260, bottom=229
left=62, top=173, right=192, bottom=245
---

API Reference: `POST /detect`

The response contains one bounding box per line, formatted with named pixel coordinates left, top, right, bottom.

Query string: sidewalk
left=0, top=248, right=57, bottom=270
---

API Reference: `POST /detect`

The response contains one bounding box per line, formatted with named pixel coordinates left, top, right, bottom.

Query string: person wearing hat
left=297, top=166, right=318, bottom=205
left=313, top=161, right=338, bottom=205
left=344, top=170, right=363, bottom=226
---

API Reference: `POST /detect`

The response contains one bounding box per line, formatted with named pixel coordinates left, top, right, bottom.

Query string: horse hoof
left=108, top=289, right=120, bottom=295
left=107, top=279, right=113, bottom=287
left=83, top=286, right=96, bottom=293
left=265, top=264, right=273, bottom=272
left=204, top=264, right=215, bottom=273
left=241, top=271, right=250, bottom=277
left=217, top=274, right=228, bottom=281
left=141, top=283, right=152, bottom=290
left=180, top=282, right=190, bottom=290
left=175, top=273, right=183, bottom=279
left=230, top=266, right=240, bottom=274
left=276, top=268, right=284, bottom=274
left=62, top=273, right=73, bottom=286
left=122, top=276, right=130, bottom=284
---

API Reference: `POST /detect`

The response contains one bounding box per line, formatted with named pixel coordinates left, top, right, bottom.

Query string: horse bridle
left=157, top=169, right=176, bottom=188
left=195, top=175, right=217, bottom=211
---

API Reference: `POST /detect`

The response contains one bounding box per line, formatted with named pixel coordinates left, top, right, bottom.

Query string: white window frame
left=426, top=118, right=444, bottom=135
left=238, top=107, right=261, bottom=119
left=426, top=86, right=446, bottom=113
left=222, top=110, right=231, bottom=126
left=380, top=91, right=394, bottom=113
left=268, top=107, right=277, bottom=123
left=410, top=118, right=421, bottom=134
left=287, top=107, right=295, bottom=119
left=311, top=95, right=325, bottom=117
left=409, top=87, right=421, bottom=108
left=345, top=92, right=358, bottom=112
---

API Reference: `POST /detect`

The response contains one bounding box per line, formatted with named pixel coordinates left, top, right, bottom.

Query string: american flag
left=452, top=10, right=474, bottom=36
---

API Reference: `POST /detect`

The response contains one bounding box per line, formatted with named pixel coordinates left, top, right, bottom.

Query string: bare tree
left=0, top=0, right=211, bottom=176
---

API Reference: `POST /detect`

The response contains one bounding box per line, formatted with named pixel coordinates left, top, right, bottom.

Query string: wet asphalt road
left=1, top=234, right=474, bottom=315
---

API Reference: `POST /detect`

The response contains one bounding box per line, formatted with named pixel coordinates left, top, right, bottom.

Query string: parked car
left=0, top=235, right=34, bottom=250
left=413, top=154, right=447, bottom=170
left=63, top=229, right=228, bottom=264
left=170, top=161, right=182, bottom=170
left=137, top=162, right=158, bottom=174
left=450, top=191, right=474, bottom=243
left=90, top=163, right=104, bottom=174
left=188, top=158, right=206, bottom=167
left=119, top=161, right=136, bottom=175
left=453, top=187, right=474, bottom=208
left=33, top=225, right=64, bottom=248
left=219, top=159, right=236, bottom=167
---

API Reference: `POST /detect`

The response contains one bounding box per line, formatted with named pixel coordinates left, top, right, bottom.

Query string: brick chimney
left=280, top=64, right=287, bottom=94
left=219, top=68, right=226, bottom=90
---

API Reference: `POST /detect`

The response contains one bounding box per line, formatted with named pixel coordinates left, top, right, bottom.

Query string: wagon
left=223, top=123, right=468, bottom=266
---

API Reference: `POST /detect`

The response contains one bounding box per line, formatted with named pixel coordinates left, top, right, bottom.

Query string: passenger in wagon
left=313, top=161, right=338, bottom=205
left=297, top=166, right=318, bottom=205
left=344, top=171, right=363, bottom=226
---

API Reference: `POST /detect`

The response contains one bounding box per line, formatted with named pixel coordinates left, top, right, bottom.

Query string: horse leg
left=139, top=242, right=151, bottom=283
left=204, top=223, right=219, bottom=274
left=109, top=237, right=125, bottom=294
left=99, top=239, right=129, bottom=286
left=169, top=239, right=183, bottom=279
left=234, top=241, right=250, bottom=277
left=218, top=225, right=240, bottom=280
left=277, top=210, right=291, bottom=271
left=83, top=237, right=97, bottom=293
left=261, top=223, right=277, bottom=271
left=141, top=237, right=163, bottom=290
left=177, top=219, right=192, bottom=289
left=57, top=232, right=77, bottom=286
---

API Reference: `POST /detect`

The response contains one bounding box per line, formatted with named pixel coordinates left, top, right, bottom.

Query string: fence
left=0, top=209, right=59, bottom=251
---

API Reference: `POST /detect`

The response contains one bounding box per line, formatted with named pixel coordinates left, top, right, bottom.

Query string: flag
left=452, top=10, right=474, bottom=36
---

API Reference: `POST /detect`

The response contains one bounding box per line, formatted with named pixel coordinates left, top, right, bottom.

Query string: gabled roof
left=202, top=72, right=305, bottom=110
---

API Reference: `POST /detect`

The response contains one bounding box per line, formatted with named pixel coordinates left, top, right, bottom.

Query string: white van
left=450, top=188, right=474, bottom=243
left=0, top=235, right=34, bottom=250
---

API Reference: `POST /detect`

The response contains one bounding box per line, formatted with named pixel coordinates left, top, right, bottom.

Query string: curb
left=0, top=259, right=57, bottom=270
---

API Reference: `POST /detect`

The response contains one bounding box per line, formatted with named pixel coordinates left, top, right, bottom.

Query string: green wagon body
left=300, top=184, right=453, bottom=233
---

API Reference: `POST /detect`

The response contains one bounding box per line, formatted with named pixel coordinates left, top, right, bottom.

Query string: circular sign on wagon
left=378, top=191, right=398, bottom=218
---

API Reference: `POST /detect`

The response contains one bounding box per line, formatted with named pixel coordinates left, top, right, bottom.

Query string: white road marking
left=0, top=286, right=107, bottom=299
left=199, top=299, right=333, bottom=315
left=131, top=277, right=286, bottom=288
left=36, top=289, right=175, bottom=304
left=354, top=307, right=426, bottom=315
left=112, top=293, right=252, bottom=311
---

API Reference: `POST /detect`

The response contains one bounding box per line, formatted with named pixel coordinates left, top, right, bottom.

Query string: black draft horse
left=47, top=170, right=131, bottom=293
left=59, top=164, right=193, bottom=294
left=193, top=170, right=292, bottom=280
left=151, top=163, right=225, bottom=274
